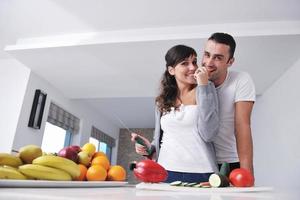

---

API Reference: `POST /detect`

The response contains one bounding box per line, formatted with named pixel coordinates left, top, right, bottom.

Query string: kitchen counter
left=0, top=185, right=299, bottom=200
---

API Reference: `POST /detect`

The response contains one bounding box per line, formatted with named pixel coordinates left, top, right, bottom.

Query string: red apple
left=68, top=145, right=81, bottom=153
left=58, top=147, right=78, bottom=163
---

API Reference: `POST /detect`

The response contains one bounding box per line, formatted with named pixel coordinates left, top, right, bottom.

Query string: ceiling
left=1, top=0, right=300, bottom=128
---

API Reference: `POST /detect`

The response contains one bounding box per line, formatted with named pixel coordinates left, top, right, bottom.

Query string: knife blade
left=114, top=114, right=132, bottom=134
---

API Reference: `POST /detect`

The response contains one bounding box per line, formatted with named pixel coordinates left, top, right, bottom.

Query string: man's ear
left=168, top=66, right=175, bottom=75
left=227, top=57, right=235, bottom=67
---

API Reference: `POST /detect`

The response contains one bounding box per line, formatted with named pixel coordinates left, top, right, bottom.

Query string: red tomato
left=229, top=168, right=254, bottom=187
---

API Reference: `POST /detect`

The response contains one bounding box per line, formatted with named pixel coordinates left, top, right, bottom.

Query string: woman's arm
left=148, top=106, right=162, bottom=160
left=196, top=81, right=220, bottom=142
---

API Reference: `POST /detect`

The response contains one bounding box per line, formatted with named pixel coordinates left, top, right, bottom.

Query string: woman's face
left=168, top=55, right=198, bottom=85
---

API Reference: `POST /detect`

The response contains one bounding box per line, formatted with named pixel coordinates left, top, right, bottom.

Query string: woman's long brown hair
left=155, top=45, right=197, bottom=113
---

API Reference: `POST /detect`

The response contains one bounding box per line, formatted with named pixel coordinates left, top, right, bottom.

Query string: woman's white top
left=157, top=104, right=216, bottom=173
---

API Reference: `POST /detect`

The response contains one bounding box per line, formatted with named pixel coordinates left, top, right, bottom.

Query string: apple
left=81, top=143, right=96, bottom=157
left=58, top=147, right=78, bottom=163
left=78, top=151, right=91, bottom=167
left=68, top=145, right=81, bottom=153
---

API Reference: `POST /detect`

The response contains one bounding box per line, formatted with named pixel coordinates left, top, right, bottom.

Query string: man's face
left=201, top=40, right=234, bottom=86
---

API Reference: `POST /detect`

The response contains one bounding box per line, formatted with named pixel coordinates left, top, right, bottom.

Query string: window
left=90, top=126, right=115, bottom=162
left=101, top=142, right=112, bottom=162
left=99, top=142, right=107, bottom=154
left=89, top=137, right=113, bottom=162
left=42, top=122, right=70, bottom=153
left=42, top=102, right=80, bottom=152
left=89, top=137, right=99, bottom=151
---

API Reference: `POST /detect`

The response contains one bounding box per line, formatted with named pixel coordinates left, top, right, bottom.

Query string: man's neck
left=213, top=71, right=228, bottom=87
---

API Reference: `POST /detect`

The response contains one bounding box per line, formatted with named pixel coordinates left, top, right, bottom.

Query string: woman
left=131, top=45, right=219, bottom=183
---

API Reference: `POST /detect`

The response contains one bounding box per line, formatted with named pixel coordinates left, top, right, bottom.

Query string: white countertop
left=0, top=185, right=299, bottom=200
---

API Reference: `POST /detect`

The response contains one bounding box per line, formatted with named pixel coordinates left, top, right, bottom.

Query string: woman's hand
left=131, top=133, right=151, bottom=156
left=194, top=67, right=209, bottom=85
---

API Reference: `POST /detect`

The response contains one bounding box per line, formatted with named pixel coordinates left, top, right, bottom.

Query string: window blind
left=47, top=102, right=80, bottom=134
left=91, top=126, right=115, bottom=147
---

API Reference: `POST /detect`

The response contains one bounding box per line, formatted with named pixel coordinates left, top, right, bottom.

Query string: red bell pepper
left=130, top=159, right=168, bottom=183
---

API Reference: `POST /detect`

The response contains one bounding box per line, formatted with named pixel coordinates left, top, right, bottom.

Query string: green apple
left=78, top=151, right=91, bottom=166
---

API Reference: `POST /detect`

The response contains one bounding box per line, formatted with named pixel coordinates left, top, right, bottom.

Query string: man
left=201, top=33, right=256, bottom=175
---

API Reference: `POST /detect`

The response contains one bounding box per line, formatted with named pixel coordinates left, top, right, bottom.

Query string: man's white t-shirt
left=214, top=70, right=256, bottom=164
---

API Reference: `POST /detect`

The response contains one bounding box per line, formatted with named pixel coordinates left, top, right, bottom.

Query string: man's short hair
left=208, top=32, right=236, bottom=59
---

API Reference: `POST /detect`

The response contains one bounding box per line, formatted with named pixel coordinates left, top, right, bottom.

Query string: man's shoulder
left=228, top=70, right=256, bottom=98
left=229, top=70, right=253, bottom=82
left=229, top=70, right=250, bottom=77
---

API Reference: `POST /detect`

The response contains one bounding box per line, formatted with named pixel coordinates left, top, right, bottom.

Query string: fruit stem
left=129, top=162, right=136, bottom=171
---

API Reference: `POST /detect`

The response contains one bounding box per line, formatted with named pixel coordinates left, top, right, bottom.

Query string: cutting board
left=136, top=183, right=273, bottom=193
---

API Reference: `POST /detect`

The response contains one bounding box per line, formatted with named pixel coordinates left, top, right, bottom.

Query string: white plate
left=136, top=183, right=273, bottom=193
left=0, top=179, right=128, bottom=188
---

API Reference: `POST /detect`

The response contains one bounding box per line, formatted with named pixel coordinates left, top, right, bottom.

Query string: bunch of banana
left=32, top=155, right=80, bottom=179
left=19, top=164, right=72, bottom=181
left=0, top=165, right=27, bottom=180
left=0, top=153, right=23, bottom=167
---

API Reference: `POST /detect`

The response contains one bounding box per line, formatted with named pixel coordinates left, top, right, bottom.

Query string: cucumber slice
left=170, top=181, right=182, bottom=186
left=201, top=185, right=211, bottom=188
left=209, top=174, right=221, bottom=187
left=181, top=182, right=189, bottom=186
left=193, top=184, right=202, bottom=188
left=186, top=182, right=197, bottom=187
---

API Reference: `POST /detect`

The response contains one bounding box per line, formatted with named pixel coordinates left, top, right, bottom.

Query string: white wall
left=252, top=58, right=300, bottom=190
left=0, top=59, right=30, bottom=153
left=10, top=69, right=119, bottom=164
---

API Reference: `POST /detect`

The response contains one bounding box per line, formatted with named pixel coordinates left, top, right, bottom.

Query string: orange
left=93, top=151, right=106, bottom=159
left=75, top=164, right=88, bottom=181
left=91, top=155, right=110, bottom=171
left=86, top=165, right=107, bottom=181
left=107, top=165, right=126, bottom=181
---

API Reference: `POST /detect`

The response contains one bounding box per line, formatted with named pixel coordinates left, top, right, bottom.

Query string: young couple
left=131, top=32, right=256, bottom=183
